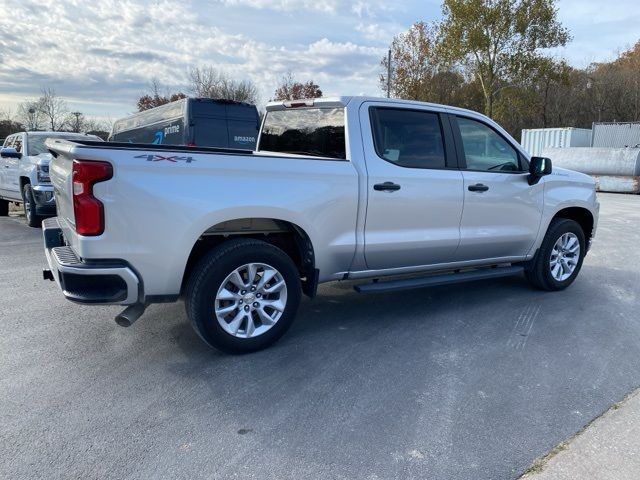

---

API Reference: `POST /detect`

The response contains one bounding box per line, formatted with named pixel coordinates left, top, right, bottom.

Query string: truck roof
left=265, top=96, right=486, bottom=119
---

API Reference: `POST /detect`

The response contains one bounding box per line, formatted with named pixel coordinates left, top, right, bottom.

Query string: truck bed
left=47, top=139, right=255, bottom=157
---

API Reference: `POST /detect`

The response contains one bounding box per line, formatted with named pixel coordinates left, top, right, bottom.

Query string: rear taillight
left=72, top=160, right=112, bottom=236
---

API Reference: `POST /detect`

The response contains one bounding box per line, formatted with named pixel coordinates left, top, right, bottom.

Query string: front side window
left=3, top=136, right=14, bottom=148
left=13, top=135, right=23, bottom=153
left=370, top=108, right=446, bottom=169
left=259, top=107, right=346, bottom=159
left=457, top=117, right=520, bottom=172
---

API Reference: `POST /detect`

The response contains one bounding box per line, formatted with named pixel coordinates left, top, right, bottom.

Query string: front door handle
left=468, top=183, right=489, bottom=192
left=374, top=182, right=401, bottom=192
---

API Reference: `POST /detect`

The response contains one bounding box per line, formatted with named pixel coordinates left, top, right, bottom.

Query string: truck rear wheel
left=185, top=238, right=302, bottom=354
left=0, top=199, right=8, bottom=216
left=22, top=184, right=43, bottom=227
left=525, top=218, right=586, bottom=291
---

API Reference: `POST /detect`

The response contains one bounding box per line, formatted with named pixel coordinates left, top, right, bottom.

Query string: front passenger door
left=4, top=134, right=23, bottom=200
left=452, top=116, right=544, bottom=262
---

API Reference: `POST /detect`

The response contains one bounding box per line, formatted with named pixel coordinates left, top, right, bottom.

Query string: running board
left=353, top=265, right=524, bottom=294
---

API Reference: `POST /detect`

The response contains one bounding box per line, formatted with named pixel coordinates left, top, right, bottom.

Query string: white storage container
left=520, top=128, right=592, bottom=157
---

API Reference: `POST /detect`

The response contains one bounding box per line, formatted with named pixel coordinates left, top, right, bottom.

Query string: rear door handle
left=468, top=183, right=489, bottom=192
left=374, top=182, right=401, bottom=192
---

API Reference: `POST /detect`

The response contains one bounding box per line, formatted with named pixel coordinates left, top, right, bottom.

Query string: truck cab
left=0, top=131, right=102, bottom=226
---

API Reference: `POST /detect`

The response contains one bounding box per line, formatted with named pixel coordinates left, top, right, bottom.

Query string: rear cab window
left=259, top=107, right=346, bottom=159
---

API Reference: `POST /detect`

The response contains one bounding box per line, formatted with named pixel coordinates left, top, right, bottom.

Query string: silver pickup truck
left=0, top=131, right=102, bottom=226
left=42, top=97, right=599, bottom=353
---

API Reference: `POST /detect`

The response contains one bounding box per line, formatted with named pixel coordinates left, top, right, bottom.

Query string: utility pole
left=387, top=49, right=392, bottom=98
left=72, top=112, right=82, bottom=133
left=28, top=108, right=36, bottom=131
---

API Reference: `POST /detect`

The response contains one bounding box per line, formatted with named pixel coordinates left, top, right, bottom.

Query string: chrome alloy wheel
left=214, top=263, right=287, bottom=339
left=549, top=232, right=580, bottom=281
left=24, top=193, right=33, bottom=222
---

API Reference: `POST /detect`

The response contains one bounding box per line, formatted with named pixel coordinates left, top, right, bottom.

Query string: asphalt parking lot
left=1, top=193, right=639, bottom=480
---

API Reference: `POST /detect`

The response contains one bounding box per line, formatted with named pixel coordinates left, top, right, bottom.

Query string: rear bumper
left=42, top=217, right=141, bottom=305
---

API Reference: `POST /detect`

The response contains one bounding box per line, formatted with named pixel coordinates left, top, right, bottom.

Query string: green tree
left=438, top=0, right=570, bottom=118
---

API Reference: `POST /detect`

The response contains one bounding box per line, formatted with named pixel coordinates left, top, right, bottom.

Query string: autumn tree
left=136, top=78, right=187, bottom=112
left=438, top=0, right=570, bottom=118
left=272, top=72, right=323, bottom=101
left=380, top=22, right=445, bottom=101
left=189, top=67, right=259, bottom=104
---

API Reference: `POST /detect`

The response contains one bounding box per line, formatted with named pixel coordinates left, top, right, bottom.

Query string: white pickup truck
left=0, top=131, right=102, bottom=226
left=42, top=97, right=599, bottom=353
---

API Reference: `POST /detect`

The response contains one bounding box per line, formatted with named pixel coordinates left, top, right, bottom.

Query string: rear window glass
left=259, top=108, right=346, bottom=159
left=27, top=135, right=100, bottom=156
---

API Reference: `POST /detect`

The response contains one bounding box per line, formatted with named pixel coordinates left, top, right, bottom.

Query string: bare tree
left=189, top=66, right=259, bottom=104
left=38, top=87, right=68, bottom=131
left=17, top=101, right=45, bottom=131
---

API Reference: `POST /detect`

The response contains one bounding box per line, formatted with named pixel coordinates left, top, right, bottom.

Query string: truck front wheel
left=0, top=199, right=8, bottom=216
left=185, top=238, right=302, bottom=354
left=22, top=184, right=43, bottom=228
left=525, top=218, right=586, bottom=291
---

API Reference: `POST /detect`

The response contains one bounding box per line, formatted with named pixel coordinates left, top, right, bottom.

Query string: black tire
left=0, top=199, right=8, bottom=216
left=22, top=184, right=43, bottom=228
left=185, top=238, right=302, bottom=354
left=525, top=218, right=586, bottom=291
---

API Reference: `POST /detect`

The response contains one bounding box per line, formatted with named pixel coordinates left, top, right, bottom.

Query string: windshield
left=259, top=107, right=346, bottom=159
left=27, top=135, right=96, bottom=156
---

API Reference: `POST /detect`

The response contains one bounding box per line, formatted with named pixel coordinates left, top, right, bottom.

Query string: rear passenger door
left=451, top=115, right=544, bottom=261
left=361, top=103, right=464, bottom=270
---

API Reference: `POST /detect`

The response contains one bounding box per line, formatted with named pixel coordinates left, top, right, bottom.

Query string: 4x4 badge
left=134, top=154, right=195, bottom=163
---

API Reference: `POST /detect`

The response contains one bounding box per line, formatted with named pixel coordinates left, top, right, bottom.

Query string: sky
left=0, top=0, right=638, bottom=123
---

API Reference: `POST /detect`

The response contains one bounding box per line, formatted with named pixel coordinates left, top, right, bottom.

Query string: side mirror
left=0, top=147, right=22, bottom=159
left=528, top=156, right=552, bottom=185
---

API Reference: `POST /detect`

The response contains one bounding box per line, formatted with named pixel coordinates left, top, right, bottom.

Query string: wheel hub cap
left=214, top=262, right=287, bottom=339
left=549, top=232, right=580, bottom=281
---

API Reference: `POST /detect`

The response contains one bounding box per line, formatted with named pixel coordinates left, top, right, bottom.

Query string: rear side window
left=259, top=108, right=346, bottom=159
left=370, top=108, right=446, bottom=169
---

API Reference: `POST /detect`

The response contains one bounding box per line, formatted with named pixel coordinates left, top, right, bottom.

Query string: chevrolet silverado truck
left=0, top=131, right=102, bottom=226
left=42, top=97, right=599, bottom=353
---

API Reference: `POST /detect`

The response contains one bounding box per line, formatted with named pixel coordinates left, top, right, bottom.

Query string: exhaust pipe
left=115, top=303, right=147, bottom=327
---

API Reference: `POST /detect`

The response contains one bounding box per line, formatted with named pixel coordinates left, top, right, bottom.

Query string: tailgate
left=45, top=139, right=80, bottom=247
